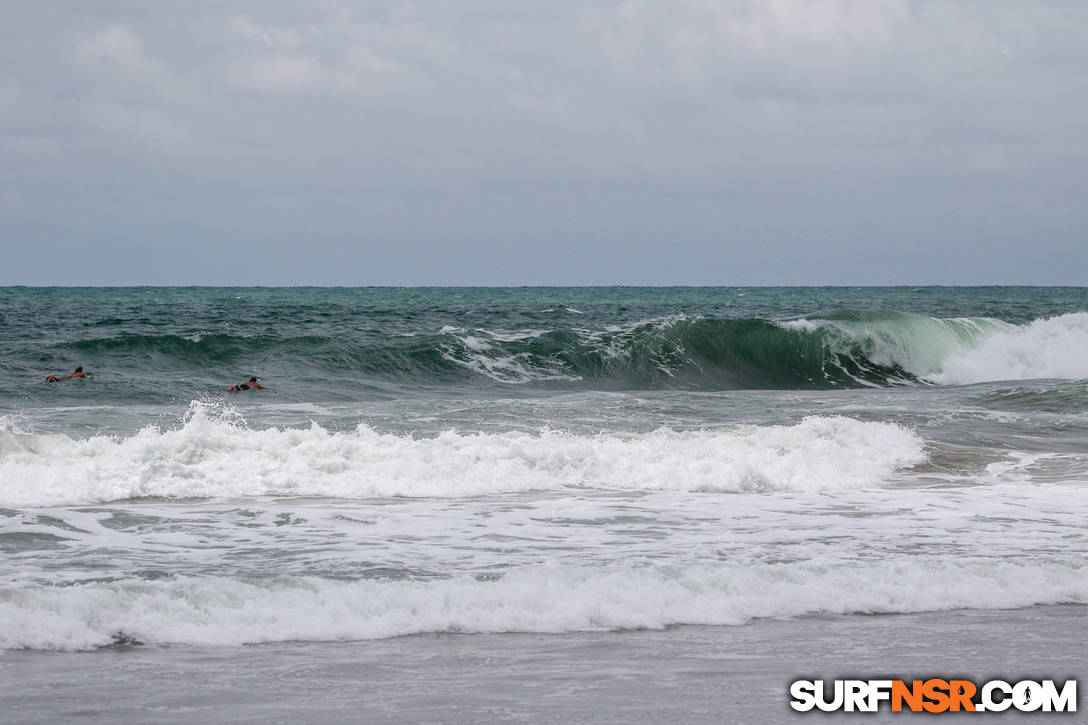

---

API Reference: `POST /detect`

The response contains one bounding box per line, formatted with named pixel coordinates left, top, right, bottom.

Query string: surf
left=3, top=559, right=1085, bottom=650
left=0, top=401, right=926, bottom=507
left=34, top=310, right=1088, bottom=390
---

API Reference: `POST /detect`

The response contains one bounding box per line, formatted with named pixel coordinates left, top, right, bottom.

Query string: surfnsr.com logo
left=789, top=679, right=1077, bottom=713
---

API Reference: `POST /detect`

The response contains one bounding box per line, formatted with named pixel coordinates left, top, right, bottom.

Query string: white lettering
left=815, top=680, right=844, bottom=712
left=844, top=681, right=869, bottom=712
left=789, top=680, right=817, bottom=712
left=981, top=680, right=1013, bottom=712
left=1040, top=680, right=1077, bottom=713
left=867, top=680, right=893, bottom=711
left=1014, top=680, right=1043, bottom=712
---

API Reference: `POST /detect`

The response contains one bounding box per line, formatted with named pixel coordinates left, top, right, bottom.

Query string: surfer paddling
left=45, top=366, right=87, bottom=383
left=228, top=376, right=266, bottom=392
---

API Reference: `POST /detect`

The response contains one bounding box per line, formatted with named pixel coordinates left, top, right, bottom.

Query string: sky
left=2, top=0, right=1087, bottom=286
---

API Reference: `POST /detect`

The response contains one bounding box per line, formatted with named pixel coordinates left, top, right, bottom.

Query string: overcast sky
left=2, top=1, right=1086, bottom=285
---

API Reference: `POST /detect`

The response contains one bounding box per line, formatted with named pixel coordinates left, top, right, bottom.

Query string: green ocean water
left=4, top=286, right=1088, bottom=408
left=1, top=286, right=1087, bottom=654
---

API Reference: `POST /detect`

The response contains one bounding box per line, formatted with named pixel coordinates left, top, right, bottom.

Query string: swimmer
left=45, top=366, right=87, bottom=383
left=228, top=376, right=266, bottom=392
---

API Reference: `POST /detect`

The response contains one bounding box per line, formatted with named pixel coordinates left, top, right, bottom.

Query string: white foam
left=0, top=404, right=925, bottom=506
left=0, top=414, right=31, bottom=434
left=437, top=328, right=579, bottom=383
left=2, top=559, right=1084, bottom=651
left=458, top=335, right=493, bottom=352
left=484, top=329, right=549, bottom=342
left=931, top=312, right=1088, bottom=385
left=780, top=313, right=1014, bottom=381
left=782, top=312, right=1088, bottom=385
left=438, top=345, right=578, bottom=383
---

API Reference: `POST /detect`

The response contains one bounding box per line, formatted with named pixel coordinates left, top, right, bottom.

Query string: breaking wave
left=928, top=312, right=1088, bottom=385
left=0, top=403, right=926, bottom=507
left=46, top=311, right=1088, bottom=389
left=3, top=559, right=1085, bottom=650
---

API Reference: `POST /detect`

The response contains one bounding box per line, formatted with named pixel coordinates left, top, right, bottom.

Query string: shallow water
left=1, top=288, right=1086, bottom=667
left=2, top=607, right=1083, bottom=723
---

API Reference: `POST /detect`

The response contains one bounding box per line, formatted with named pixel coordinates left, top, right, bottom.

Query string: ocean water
left=2, top=286, right=1087, bottom=720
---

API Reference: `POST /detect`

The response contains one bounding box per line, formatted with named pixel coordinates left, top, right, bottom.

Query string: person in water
left=228, top=376, right=266, bottom=392
left=45, top=366, right=87, bottom=383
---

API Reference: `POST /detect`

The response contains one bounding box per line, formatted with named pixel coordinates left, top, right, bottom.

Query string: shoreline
left=2, top=604, right=1083, bottom=723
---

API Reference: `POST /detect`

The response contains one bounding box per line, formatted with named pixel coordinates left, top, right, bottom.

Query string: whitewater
left=1, top=286, right=1087, bottom=722
left=0, top=406, right=926, bottom=506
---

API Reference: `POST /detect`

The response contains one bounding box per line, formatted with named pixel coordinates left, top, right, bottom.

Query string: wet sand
left=1, top=605, right=1083, bottom=724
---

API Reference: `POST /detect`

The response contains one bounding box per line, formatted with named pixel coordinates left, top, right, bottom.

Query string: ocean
left=1, top=286, right=1086, bottom=722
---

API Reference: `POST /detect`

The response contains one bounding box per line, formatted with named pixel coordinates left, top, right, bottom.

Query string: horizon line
left=2, top=283, right=1087, bottom=290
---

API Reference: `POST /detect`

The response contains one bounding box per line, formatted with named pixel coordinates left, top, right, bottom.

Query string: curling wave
left=46, top=311, right=1088, bottom=389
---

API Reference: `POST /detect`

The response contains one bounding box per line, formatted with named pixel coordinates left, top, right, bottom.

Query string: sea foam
left=2, top=559, right=1084, bottom=651
left=784, top=311, right=1088, bottom=385
left=0, top=403, right=926, bottom=507
left=931, top=312, right=1088, bottom=385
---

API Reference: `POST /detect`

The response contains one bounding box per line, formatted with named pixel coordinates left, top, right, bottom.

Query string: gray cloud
left=2, top=1, right=1087, bottom=285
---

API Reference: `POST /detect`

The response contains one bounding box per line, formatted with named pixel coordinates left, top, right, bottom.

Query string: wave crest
left=47, top=311, right=1088, bottom=389
left=3, top=560, right=1084, bottom=650
left=930, top=312, right=1088, bottom=384
left=0, top=403, right=925, bottom=506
